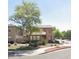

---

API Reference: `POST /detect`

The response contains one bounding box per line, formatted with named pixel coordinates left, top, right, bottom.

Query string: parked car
left=55, top=39, right=63, bottom=44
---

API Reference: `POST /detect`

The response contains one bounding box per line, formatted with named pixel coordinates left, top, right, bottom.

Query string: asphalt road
left=9, top=48, right=71, bottom=59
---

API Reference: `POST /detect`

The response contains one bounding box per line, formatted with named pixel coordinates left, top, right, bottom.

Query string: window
left=33, top=36, right=36, bottom=40
left=37, top=36, right=40, bottom=40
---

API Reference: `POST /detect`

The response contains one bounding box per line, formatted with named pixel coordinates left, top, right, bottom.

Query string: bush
left=29, top=40, right=40, bottom=47
left=8, top=41, right=14, bottom=44
left=14, top=43, right=17, bottom=46
left=39, top=39, right=48, bottom=45
left=29, top=39, right=48, bottom=47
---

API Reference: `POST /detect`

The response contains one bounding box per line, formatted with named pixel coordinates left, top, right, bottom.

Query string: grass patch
left=8, top=49, right=16, bottom=51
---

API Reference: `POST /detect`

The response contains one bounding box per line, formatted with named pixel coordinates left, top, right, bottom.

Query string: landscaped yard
left=8, top=44, right=27, bottom=51
left=8, top=44, right=39, bottom=51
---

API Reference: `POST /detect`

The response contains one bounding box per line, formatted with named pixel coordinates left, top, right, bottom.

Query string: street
left=9, top=48, right=71, bottom=59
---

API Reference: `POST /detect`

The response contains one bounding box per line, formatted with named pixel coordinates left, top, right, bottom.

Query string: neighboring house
left=8, top=24, right=54, bottom=43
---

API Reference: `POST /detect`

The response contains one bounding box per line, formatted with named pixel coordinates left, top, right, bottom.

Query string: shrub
left=29, top=40, right=40, bottom=47
left=14, top=43, right=17, bottom=46
left=39, top=39, right=48, bottom=45
left=8, top=41, right=14, bottom=44
left=29, top=39, right=48, bottom=47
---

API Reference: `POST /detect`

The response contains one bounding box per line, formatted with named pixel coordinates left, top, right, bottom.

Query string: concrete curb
left=40, top=46, right=71, bottom=55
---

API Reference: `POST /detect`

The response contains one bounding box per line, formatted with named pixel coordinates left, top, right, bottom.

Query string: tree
left=61, top=31, right=66, bottom=39
left=53, top=28, right=62, bottom=39
left=9, top=1, right=41, bottom=43
left=65, top=30, right=71, bottom=40
left=62, top=30, right=71, bottom=40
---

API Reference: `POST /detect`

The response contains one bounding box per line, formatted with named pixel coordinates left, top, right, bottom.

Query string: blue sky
left=8, top=0, right=71, bottom=31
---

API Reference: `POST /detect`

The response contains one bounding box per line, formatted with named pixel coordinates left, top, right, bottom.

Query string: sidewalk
left=45, top=44, right=71, bottom=53
left=8, top=43, right=71, bottom=56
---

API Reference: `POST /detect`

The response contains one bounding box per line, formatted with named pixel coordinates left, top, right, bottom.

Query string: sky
left=8, top=0, right=71, bottom=31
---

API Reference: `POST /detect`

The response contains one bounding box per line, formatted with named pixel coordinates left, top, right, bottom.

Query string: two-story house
left=8, top=24, right=54, bottom=43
